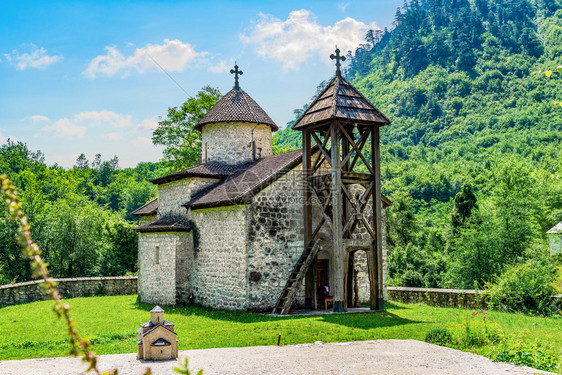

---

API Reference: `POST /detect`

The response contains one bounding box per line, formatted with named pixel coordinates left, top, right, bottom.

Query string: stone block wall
left=138, top=232, right=192, bottom=305
left=246, top=167, right=306, bottom=310
left=549, top=233, right=561, bottom=255
left=0, top=276, right=137, bottom=306
left=189, top=205, right=248, bottom=309
left=202, top=122, right=272, bottom=164
left=157, top=178, right=218, bottom=217
left=387, top=287, right=485, bottom=309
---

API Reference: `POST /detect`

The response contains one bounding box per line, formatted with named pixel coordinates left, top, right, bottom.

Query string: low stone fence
left=0, top=276, right=138, bottom=306
left=387, top=287, right=485, bottom=309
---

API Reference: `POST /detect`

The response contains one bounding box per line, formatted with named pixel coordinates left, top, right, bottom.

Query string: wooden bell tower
left=292, top=48, right=391, bottom=312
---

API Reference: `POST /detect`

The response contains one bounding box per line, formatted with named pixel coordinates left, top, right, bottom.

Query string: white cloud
left=207, top=59, right=232, bottom=74
left=74, top=110, right=132, bottom=128
left=41, top=118, right=86, bottom=139
left=4, top=44, right=62, bottom=70
left=84, top=39, right=208, bottom=78
left=136, top=116, right=159, bottom=133
left=24, top=115, right=50, bottom=123
left=103, top=132, right=124, bottom=141
left=240, top=9, right=379, bottom=70
left=0, top=129, right=5, bottom=144
left=338, top=2, right=351, bottom=12
left=130, top=136, right=152, bottom=148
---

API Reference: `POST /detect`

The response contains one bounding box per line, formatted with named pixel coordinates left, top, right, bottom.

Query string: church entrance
left=316, top=259, right=329, bottom=288
left=316, top=259, right=330, bottom=309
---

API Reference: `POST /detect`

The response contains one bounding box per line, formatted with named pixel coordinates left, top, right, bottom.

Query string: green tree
left=451, top=183, right=478, bottom=235
left=152, top=86, right=222, bottom=171
left=100, top=221, right=138, bottom=275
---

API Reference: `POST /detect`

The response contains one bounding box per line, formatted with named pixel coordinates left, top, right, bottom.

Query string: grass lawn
left=0, top=295, right=560, bottom=369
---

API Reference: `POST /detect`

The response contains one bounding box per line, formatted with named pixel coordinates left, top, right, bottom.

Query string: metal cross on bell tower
left=230, top=63, right=243, bottom=89
left=330, top=46, right=346, bottom=77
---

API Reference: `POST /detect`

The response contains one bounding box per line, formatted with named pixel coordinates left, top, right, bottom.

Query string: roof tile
left=134, top=217, right=192, bottom=233
left=292, top=75, right=391, bottom=130
left=132, top=198, right=158, bottom=216
left=195, top=87, right=278, bottom=131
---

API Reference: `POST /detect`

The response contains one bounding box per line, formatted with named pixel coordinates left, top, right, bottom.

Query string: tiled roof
left=150, top=161, right=251, bottom=185
left=131, top=198, right=158, bottom=216
left=184, top=150, right=303, bottom=209
left=134, top=217, right=192, bottom=233
left=150, top=305, right=165, bottom=313
left=141, top=320, right=173, bottom=328
left=292, top=75, right=391, bottom=130
left=195, top=87, right=278, bottom=131
left=547, top=221, right=562, bottom=234
left=142, top=324, right=177, bottom=337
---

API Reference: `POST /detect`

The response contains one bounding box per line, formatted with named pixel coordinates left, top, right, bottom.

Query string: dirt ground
left=0, top=339, right=554, bottom=375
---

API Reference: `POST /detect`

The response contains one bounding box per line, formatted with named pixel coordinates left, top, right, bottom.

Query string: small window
left=155, top=246, right=160, bottom=265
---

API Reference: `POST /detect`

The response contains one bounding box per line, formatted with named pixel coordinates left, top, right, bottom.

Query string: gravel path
left=0, top=340, right=553, bottom=375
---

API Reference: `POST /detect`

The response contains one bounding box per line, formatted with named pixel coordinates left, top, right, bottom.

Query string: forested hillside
left=277, top=0, right=562, bottom=293
left=0, top=141, right=167, bottom=283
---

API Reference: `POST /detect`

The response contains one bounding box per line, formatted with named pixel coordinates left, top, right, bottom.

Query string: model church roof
left=292, top=74, right=391, bottom=130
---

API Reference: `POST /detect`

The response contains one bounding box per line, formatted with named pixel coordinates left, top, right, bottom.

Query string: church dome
left=195, top=87, right=278, bottom=131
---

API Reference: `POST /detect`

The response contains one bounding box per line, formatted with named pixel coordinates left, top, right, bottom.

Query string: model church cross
left=230, top=63, right=243, bottom=89
left=330, top=47, right=346, bottom=77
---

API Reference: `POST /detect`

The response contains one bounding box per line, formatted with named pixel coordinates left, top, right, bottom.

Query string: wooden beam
left=340, top=125, right=374, bottom=174
left=311, top=131, right=332, bottom=167
left=330, top=121, right=346, bottom=312
left=372, top=125, right=384, bottom=311
left=347, top=251, right=354, bottom=308
left=303, top=129, right=315, bottom=309
left=367, top=243, right=377, bottom=310
left=350, top=129, right=371, bottom=171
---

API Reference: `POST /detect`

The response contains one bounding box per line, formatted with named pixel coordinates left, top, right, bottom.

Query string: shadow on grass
left=319, top=310, right=421, bottom=330
left=132, top=300, right=421, bottom=329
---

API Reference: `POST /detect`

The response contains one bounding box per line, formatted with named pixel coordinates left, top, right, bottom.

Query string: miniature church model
left=137, top=306, right=178, bottom=360
left=133, top=55, right=392, bottom=313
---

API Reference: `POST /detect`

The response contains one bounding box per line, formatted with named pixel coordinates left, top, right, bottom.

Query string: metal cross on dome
left=230, top=63, right=243, bottom=89
left=330, top=47, right=346, bottom=77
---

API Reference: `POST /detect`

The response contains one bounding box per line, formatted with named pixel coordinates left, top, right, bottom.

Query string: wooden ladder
left=272, top=239, right=321, bottom=315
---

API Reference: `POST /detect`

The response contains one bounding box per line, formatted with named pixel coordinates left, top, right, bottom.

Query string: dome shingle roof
left=195, top=88, right=278, bottom=131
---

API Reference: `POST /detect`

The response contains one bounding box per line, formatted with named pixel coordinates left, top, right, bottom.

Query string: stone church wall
left=202, top=122, right=272, bottom=164
left=138, top=231, right=192, bottom=305
left=188, top=205, right=248, bottom=309
left=246, top=167, right=306, bottom=311
left=157, top=178, right=218, bottom=217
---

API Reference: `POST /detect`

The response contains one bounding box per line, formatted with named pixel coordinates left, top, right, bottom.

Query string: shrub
left=484, top=259, right=558, bottom=316
left=425, top=328, right=453, bottom=346
left=448, top=310, right=502, bottom=348
left=488, top=341, right=560, bottom=373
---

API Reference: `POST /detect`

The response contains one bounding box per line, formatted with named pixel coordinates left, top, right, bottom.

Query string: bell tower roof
left=292, top=74, right=391, bottom=130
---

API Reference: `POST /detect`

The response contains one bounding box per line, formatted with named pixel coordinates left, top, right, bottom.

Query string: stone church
left=133, top=64, right=390, bottom=312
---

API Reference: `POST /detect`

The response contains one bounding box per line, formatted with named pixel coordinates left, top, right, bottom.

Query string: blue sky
left=0, top=0, right=402, bottom=168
